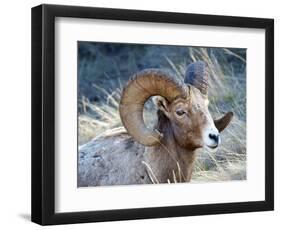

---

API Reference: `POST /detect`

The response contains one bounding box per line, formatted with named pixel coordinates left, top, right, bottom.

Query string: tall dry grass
left=78, top=47, right=246, bottom=182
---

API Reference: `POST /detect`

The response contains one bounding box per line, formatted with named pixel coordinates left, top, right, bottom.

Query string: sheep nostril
left=209, top=133, right=219, bottom=144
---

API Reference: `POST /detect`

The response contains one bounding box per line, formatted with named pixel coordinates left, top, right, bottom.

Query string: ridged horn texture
left=184, top=61, right=209, bottom=95
left=119, top=69, right=187, bottom=146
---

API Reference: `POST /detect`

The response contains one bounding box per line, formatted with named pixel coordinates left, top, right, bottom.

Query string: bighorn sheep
left=78, top=61, right=233, bottom=186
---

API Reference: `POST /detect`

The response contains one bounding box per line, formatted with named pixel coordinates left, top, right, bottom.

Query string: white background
left=56, top=18, right=265, bottom=212
left=0, top=0, right=279, bottom=229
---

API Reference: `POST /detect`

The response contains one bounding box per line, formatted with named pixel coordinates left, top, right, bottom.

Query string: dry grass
left=78, top=47, right=246, bottom=182
left=165, top=47, right=247, bottom=182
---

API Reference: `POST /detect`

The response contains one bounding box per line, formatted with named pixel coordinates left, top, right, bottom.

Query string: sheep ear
left=214, top=112, right=233, bottom=132
left=153, top=96, right=170, bottom=116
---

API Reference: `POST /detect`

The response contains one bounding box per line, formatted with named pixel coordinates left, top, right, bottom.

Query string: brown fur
left=143, top=87, right=211, bottom=182
left=78, top=86, right=232, bottom=186
left=143, top=110, right=198, bottom=183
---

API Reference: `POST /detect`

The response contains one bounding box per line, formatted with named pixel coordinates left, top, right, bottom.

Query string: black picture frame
left=31, top=4, right=274, bottom=225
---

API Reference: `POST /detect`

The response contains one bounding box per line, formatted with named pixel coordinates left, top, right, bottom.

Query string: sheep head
left=119, top=61, right=233, bottom=150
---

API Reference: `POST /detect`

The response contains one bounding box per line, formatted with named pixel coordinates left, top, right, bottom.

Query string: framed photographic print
left=31, top=4, right=274, bottom=225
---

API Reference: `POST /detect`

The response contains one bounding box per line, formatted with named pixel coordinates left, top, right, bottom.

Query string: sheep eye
left=176, top=110, right=185, bottom=116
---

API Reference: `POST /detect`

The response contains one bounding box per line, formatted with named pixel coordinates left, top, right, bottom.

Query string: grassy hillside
left=78, top=42, right=246, bottom=182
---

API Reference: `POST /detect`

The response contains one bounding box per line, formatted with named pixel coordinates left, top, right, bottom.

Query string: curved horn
left=184, top=61, right=209, bottom=95
left=119, top=69, right=187, bottom=146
